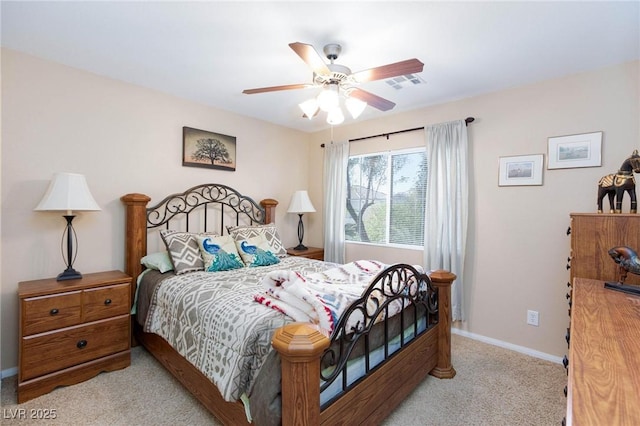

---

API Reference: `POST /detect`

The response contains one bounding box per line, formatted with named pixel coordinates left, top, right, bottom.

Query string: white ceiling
left=2, top=1, right=639, bottom=133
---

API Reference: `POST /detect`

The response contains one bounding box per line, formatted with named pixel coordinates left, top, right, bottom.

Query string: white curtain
left=323, top=140, right=349, bottom=263
left=424, top=120, right=469, bottom=321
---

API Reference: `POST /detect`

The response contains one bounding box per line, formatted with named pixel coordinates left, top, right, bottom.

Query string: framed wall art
left=498, top=154, right=544, bottom=186
left=182, top=126, right=236, bottom=171
left=547, top=131, right=602, bottom=169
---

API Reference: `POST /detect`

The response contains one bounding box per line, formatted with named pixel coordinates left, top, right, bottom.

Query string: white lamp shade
left=326, top=107, right=345, bottom=125
left=345, top=97, right=367, bottom=119
left=35, top=172, right=101, bottom=213
left=287, top=190, right=316, bottom=214
left=317, top=84, right=340, bottom=112
left=299, top=98, right=319, bottom=119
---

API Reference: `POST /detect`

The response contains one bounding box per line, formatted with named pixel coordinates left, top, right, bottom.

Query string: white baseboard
left=452, top=327, right=564, bottom=364
left=1, top=367, right=18, bottom=379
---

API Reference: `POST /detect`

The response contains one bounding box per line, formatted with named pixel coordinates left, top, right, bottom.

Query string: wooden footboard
left=122, top=188, right=455, bottom=425
left=273, top=269, right=455, bottom=426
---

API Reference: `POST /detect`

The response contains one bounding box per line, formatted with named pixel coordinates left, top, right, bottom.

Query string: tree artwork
left=182, top=127, right=236, bottom=171
left=191, top=138, right=232, bottom=165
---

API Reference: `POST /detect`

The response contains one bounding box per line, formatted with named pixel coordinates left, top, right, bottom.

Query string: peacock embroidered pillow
left=196, top=235, right=244, bottom=272
left=227, top=224, right=287, bottom=257
left=233, top=233, right=281, bottom=267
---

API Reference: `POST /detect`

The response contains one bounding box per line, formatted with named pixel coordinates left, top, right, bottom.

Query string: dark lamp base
left=57, top=268, right=82, bottom=281
left=292, top=244, right=308, bottom=251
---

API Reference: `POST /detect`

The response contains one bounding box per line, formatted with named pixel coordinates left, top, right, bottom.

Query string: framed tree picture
left=182, top=126, right=236, bottom=171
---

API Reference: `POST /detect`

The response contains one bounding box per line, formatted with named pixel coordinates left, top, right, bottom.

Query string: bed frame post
left=428, top=269, right=457, bottom=379
left=120, top=193, right=151, bottom=284
left=260, top=198, right=278, bottom=224
left=272, top=323, right=330, bottom=425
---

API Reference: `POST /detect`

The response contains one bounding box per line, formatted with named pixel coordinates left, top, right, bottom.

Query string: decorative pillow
left=196, top=235, right=244, bottom=272
left=227, top=223, right=287, bottom=257
left=141, top=251, right=174, bottom=273
left=160, top=230, right=217, bottom=275
left=234, top=233, right=281, bottom=267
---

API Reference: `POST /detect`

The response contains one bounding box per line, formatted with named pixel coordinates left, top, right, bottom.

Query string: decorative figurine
left=608, top=246, right=640, bottom=284
left=605, top=246, right=640, bottom=296
left=597, top=149, right=640, bottom=214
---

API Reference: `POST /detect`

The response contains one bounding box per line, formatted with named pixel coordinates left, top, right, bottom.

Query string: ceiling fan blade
left=351, top=58, right=424, bottom=83
left=242, top=83, right=312, bottom=94
left=289, top=42, right=331, bottom=76
left=349, top=89, right=396, bottom=111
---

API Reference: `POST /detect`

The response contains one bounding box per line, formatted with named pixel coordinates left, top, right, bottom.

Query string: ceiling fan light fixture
left=299, top=98, right=319, bottom=119
left=317, top=83, right=340, bottom=112
left=326, top=107, right=344, bottom=125
left=345, top=97, right=367, bottom=119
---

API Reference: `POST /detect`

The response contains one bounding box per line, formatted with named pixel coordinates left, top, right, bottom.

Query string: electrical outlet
left=527, top=310, right=539, bottom=326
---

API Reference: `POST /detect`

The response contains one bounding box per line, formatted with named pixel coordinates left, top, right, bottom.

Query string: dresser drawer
left=83, top=283, right=130, bottom=322
left=21, top=315, right=130, bottom=380
left=22, top=291, right=82, bottom=335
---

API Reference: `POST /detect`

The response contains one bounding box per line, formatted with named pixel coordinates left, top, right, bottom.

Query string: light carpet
left=1, top=334, right=567, bottom=425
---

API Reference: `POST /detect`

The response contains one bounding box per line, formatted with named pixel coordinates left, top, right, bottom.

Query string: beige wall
left=0, top=49, right=312, bottom=372
left=307, top=60, right=640, bottom=358
left=2, top=47, right=638, bottom=373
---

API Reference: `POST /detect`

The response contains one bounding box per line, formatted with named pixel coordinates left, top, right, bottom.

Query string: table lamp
left=287, top=190, right=316, bottom=251
left=34, top=172, right=101, bottom=281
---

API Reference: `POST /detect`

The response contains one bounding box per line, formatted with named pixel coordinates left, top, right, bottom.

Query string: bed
left=121, top=183, right=456, bottom=425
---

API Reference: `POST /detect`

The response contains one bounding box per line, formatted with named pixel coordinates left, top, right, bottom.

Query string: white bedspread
left=254, top=260, right=390, bottom=335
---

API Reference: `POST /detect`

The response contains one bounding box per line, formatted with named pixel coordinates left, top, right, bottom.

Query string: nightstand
left=286, top=246, right=324, bottom=261
left=18, top=270, right=132, bottom=403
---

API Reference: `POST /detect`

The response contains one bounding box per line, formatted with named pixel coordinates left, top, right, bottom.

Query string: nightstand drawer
left=22, top=291, right=82, bottom=335
left=83, top=283, right=130, bottom=322
left=21, top=315, right=130, bottom=380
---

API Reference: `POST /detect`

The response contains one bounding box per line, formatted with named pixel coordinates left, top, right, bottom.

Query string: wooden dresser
left=569, top=213, right=640, bottom=285
left=18, top=270, right=132, bottom=402
left=566, top=278, right=640, bottom=425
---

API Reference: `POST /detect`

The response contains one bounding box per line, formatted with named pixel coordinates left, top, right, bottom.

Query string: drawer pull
left=563, top=355, right=569, bottom=369
left=104, top=298, right=112, bottom=305
left=564, top=385, right=568, bottom=398
left=50, top=308, right=59, bottom=316
left=76, top=340, right=88, bottom=349
left=566, top=226, right=571, bottom=235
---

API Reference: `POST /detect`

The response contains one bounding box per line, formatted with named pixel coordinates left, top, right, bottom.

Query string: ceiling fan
left=242, top=42, right=424, bottom=122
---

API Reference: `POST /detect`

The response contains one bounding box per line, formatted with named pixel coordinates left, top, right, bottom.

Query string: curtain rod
left=321, top=116, right=474, bottom=147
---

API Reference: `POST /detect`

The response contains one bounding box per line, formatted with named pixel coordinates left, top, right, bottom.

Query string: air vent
left=385, top=74, right=425, bottom=90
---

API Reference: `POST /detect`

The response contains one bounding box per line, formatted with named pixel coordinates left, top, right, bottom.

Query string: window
left=345, top=148, right=427, bottom=247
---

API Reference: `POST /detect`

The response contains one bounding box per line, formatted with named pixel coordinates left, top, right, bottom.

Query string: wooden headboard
left=121, top=183, right=277, bottom=296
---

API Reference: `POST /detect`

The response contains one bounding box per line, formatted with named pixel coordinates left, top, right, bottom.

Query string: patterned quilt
left=143, top=257, right=336, bottom=402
